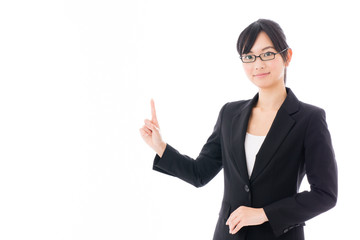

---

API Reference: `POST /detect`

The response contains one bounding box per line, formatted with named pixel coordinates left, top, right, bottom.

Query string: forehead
left=249, top=31, right=275, bottom=53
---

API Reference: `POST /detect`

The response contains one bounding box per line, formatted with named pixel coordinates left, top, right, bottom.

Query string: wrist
left=259, top=208, right=268, bottom=223
left=156, top=142, right=167, bottom=157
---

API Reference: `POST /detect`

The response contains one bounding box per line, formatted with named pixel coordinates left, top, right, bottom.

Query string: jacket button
left=244, top=185, right=250, bottom=192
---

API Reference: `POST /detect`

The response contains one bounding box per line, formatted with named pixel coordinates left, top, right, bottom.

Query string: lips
left=254, top=72, right=270, bottom=77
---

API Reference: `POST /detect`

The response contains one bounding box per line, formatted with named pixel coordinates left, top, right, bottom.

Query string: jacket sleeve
left=152, top=103, right=227, bottom=188
left=264, top=108, right=338, bottom=237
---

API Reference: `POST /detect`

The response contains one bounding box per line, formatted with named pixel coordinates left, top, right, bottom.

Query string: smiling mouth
left=254, top=72, right=270, bottom=77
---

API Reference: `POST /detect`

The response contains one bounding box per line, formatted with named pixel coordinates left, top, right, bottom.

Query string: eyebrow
left=248, top=46, right=275, bottom=54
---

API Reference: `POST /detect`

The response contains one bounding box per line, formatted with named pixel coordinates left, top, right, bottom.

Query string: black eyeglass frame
left=240, top=47, right=289, bottom=63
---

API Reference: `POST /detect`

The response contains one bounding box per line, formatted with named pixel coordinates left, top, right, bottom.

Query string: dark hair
left=237, top=19, right=290, bottom=83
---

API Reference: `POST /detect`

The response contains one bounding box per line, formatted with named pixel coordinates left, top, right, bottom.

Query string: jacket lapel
left=230, top=95, right=258, bottom=183
left=230, top=88, right=300, bottom=184
left=250, top=88, right=300, bottom=182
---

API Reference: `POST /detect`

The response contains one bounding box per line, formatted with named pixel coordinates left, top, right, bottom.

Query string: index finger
left=150, top=99, right=159, bottom=126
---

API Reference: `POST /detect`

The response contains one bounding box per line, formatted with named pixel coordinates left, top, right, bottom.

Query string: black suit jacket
left=153, top=88, right=337, bottom=240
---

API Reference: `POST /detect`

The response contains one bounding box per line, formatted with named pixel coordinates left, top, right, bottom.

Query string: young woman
left=139, top=19, right=337, bottom=240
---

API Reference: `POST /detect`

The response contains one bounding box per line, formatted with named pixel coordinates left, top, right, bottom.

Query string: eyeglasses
left=240, top=48, right=288, bottom=63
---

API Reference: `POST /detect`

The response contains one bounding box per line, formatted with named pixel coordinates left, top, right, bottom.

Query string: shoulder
left=287, top=88, right=326, bottom=118
left=220, top=99, right=251, bottom=115
left=295, top=101, right=328, bottom=133
left=214, top=100, right=251, bottom=123
left=297, top=101, right=326, bottom=118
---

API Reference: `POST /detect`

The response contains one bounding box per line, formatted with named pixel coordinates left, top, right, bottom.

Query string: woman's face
left=242, top=31, right=291, bottom=90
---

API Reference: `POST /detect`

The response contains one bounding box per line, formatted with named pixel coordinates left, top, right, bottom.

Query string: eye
left=263, top=52, right=274, bottom=57
left=243, top=55, right=254, bottom=60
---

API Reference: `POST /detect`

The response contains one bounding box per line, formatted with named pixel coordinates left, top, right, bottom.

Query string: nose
left=255, top=57, right=265, bottom=70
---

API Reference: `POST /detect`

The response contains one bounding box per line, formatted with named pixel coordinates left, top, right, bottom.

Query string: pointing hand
left=139, top=99, right=167, bottom=157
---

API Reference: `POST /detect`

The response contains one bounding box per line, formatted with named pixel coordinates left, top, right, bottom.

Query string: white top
left=244, top=132, right=266, bottom=178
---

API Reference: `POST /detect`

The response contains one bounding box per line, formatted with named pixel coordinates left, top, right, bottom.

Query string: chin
left=252, top=80, right=273, bottom=89
left=251, top=78, right=284, bottom=90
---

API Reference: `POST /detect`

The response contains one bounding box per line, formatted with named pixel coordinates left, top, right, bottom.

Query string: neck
left=257, top=85, right=287, bottom=111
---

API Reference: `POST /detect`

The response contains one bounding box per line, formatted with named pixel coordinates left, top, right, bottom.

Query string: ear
left=285, top=48, right=293, bottom=67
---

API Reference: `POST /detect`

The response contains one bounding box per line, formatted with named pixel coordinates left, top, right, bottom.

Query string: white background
left=0, top=0, right=359, bottom=239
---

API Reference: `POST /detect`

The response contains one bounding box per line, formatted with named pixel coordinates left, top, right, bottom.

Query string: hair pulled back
left=237, top=19, right=290, bottom=83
